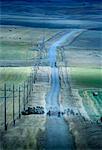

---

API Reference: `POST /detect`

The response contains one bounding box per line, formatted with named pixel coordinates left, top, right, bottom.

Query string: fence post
left=4, top=83, right=7, bottom=131
left=19, top=86, right=21, bottom=119
left=23, top=82, right=25, bottom=111
left=13, top=84, right=15, bottom=126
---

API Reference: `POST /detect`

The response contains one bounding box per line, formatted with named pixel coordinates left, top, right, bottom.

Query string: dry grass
left=0, top=66, right=51, bottom=150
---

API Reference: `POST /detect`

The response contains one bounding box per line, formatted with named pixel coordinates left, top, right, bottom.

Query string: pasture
left=70, top=67, right=102, bottom=88
left=79, top=89, right=102, bottom=121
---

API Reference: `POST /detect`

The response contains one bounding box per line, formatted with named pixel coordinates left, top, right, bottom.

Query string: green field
left=70, top=67, right=102, bottom=121
left=0, top=67, right=32, bottom=85
left=70, top=67, right=102, bottom=88
left=0, top=26, right=60, bottom=61
left=0, top=41, right=38, bottom=60
left=79, top=89, right=102, bottom=121
left=0, top=67, right=32, bottom=101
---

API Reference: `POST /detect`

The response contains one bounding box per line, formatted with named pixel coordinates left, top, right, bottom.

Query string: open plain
left=0, top=0, right=102, bottom=149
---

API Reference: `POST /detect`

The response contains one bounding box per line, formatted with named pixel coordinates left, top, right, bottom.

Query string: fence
left=0, top=72, right=36, bottom=131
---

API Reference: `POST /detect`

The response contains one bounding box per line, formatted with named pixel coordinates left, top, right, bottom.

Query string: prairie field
left=0, top=1, right=102, bottom=148
left=79, top=89, right=102, bottom=120
left=70, top=67, right=102, bottom=88
left=0, top=67, right=32, bottom=84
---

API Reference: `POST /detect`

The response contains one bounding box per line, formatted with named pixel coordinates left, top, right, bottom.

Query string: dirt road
left=45, top=30, right=83, bottom=149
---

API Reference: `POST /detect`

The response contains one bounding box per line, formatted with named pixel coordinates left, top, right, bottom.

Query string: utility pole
left=31, top=73, right=33, bottom=92
left=4, top=83, right=7, bottom=131
left=23, top=82, right=25, bottom=111
left=27, top=84, right=28, bottom=104
left=13, top=84, right=15, bottom=126
left=19, top=86, right=21, bottom=119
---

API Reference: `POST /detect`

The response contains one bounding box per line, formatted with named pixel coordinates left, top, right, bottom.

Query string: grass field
left=0, top=26, right=61, bottom=61
left=70, top=67, right=102, bottom=121
left=0, top=67, right=32, bottom=85
left=79, top=89, right=102, bottom=121
left=0, top=41, right=36, bottom=60
left=0, top=67, right=32, bottom=129
left=68, top=30, right=102, bottom=49
left=0, top=67, right=32, bottom=103
left=0, top=26, right=33, bottom=60
left=62, top=30, right=102, bottom=68
left=70, top=67, right=102, bottom=88
left=0, top=66, right=47, bottom=150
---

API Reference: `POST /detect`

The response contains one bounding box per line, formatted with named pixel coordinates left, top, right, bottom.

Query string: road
left=45, top=30, right=83, bottom=150
left=46, top=29, right=84, bottom=111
